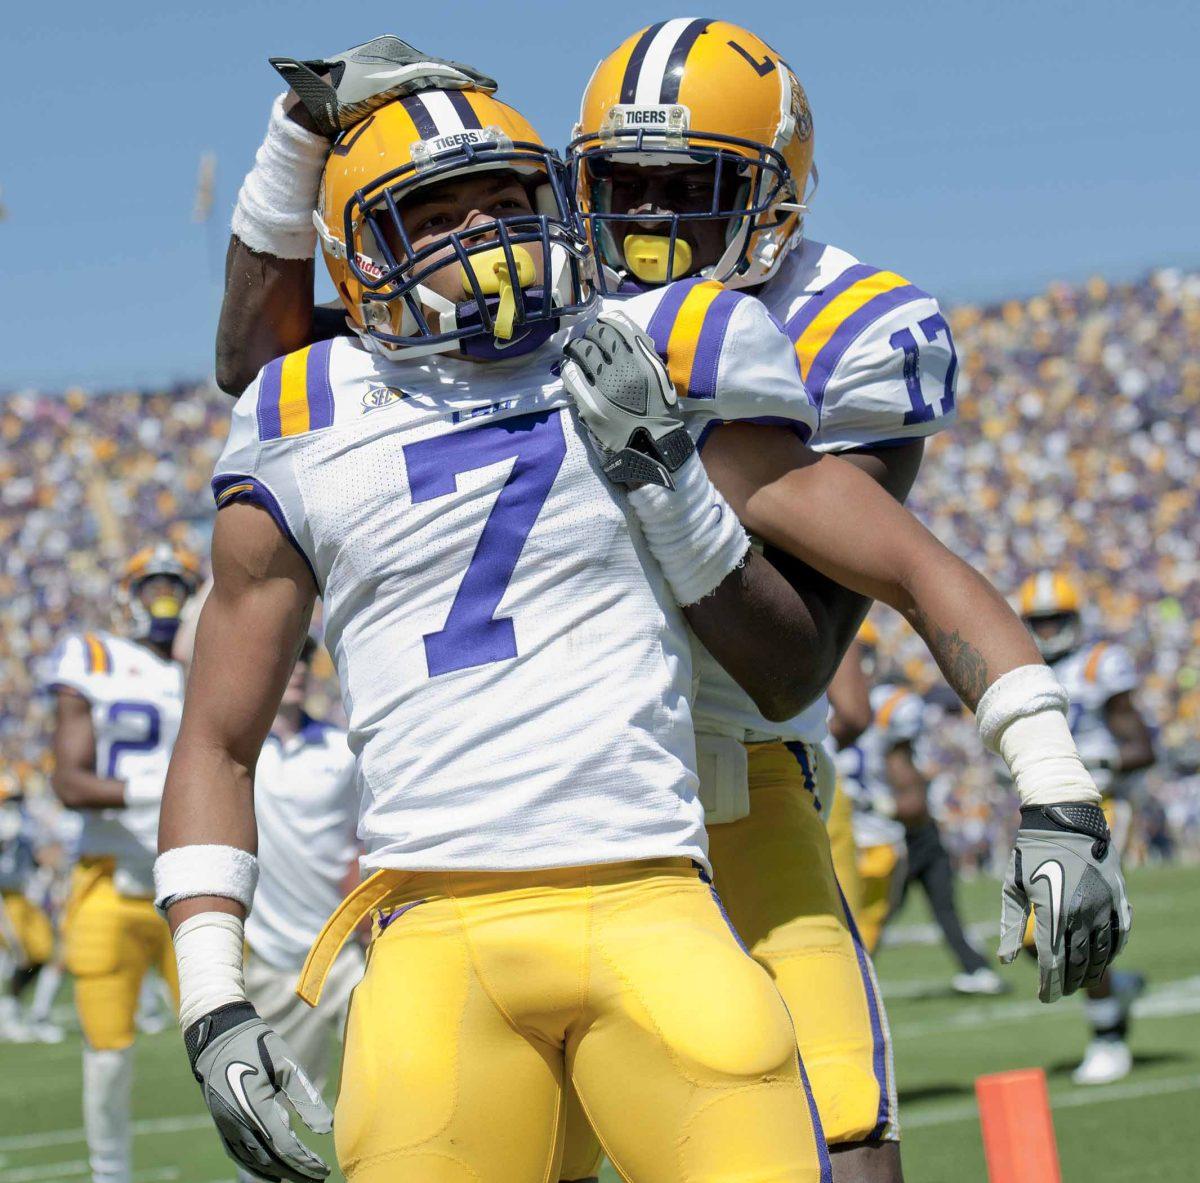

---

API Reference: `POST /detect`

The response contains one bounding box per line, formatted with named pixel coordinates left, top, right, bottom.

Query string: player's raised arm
left=215, top=36, right=496, bottom=394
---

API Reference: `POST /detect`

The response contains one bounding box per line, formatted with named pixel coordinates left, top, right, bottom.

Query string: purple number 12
left=404, top=409, right=567, bottom=677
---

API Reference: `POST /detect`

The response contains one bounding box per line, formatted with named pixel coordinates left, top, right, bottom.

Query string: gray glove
left=998, top=802, right=1132, bottom=1003
left=185, top=1002, right=333, bottom=1182
left=270, top=35, right=498, bottom=138
left=561, top=311, right=695, bottom=488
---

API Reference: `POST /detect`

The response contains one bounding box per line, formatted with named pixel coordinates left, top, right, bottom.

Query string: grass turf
left=2, top=862, right=1196, bottom=1181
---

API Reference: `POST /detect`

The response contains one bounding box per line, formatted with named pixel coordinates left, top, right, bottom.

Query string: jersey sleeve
left=212, top=365, right=319, bottom=587
left=619, top=279, right=819, bottom=444
left=40, top=634, right=99, bottom=699
left=1090, top=643, right=1139, bottom=700
left=788, top=273, right=958, bottom=452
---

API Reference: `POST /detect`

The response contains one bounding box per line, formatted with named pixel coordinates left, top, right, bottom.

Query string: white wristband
left=231, top=94, right=329, bottom=259
left=154, top=844, right=258, bottom=915
left=173, top=912, right=247, bottom=1030
left=975, top=664, right=1101, bottom=807
left=627, top=453, right=751, bottom=606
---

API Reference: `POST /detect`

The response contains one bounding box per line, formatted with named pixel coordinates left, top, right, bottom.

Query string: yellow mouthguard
left=462, top=246, right=536, bottom=340
left=623, top=234, right=693, bottom=283
left=149, top=595, right=181, bottom=619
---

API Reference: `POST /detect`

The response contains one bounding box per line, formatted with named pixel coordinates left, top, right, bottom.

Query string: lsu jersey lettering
left=212, top=284, right=814, bottom=875
left=835, top=684, right=923, bottom=851
left=41, top=632, right=183, bottom=881
left=1051, top=640, right=1139, bottom=793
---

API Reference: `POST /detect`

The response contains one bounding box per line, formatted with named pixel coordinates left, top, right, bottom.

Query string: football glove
left=998, top=802, right=1132, bottom=1003
left=561, top=311, right=695, bottom=489
left=185, top=1002, right=332, bottom=1182
left=270, top=34, right=498, bottom=138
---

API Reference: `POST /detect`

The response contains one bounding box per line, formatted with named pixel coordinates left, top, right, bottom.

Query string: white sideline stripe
left=903, top=1071, right=1200, bottom=1129
left=889, top=976, right=1200, bottom=1040
left=0, top=1116, right=209, bottom=1153
left=881, top=919, right=999, bottom=949
left=0, top=1162, right=88, bottom=1183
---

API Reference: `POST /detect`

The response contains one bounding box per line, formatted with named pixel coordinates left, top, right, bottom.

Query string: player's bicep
left=181, top=502, right=317, bottom=769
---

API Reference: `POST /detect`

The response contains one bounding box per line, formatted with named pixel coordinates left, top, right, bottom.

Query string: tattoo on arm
left=910, top=607, right=990, bottom=709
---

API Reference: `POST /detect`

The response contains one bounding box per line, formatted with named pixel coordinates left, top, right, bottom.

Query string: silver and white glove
left=185, top=1002, right=332, bottom=1182
left=998, top=802, right=1132, bottom=1003
left=270, top=34, right=498, bottom=138
left=561, top=311, right=695, bottom=489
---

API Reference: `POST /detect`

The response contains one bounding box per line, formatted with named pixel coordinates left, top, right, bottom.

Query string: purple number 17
left=403, top=409, right=567, bottom=677
left=890, top=312, right=957, bottom=426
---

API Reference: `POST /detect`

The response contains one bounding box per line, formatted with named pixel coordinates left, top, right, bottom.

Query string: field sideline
left=2, top=863, right=1197, bottom=1181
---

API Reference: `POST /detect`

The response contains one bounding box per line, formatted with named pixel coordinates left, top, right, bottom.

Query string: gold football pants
left=560, top=744, right=897, bottom=1175
left=63, top=860, right=178, bottom=1050
left=1, top=891, right=54, bottom=966
left=324, top=860, right=830, bottom=1183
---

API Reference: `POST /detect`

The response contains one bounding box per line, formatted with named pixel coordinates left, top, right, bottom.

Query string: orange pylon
left=975, top=1068, right=1062, bottom=1183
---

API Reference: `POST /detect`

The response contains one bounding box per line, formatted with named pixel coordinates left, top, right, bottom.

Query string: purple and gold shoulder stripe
left=256, top=339, right=336, bottom=442
left=83, top=633, right=112, bottom=675
left=644, top=278, right=746, bottom=400
left=785, top=265, right=930, bottom=405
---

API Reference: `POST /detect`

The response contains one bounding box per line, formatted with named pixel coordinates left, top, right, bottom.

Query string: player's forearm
left=685, top=549, right=835, bottom=722
left=50, top=767, right=127, bottom=810
left=216, top=238, right=319, bottom=395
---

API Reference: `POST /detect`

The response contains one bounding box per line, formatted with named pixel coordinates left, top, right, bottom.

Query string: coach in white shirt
left=243, top=637, right=362, bottom=1099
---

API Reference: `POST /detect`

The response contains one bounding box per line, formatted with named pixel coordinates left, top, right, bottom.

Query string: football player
left=43, top=543, right=198, bottom=1183
left=0, top=783, right=61, bottom=1042
left=1018, top=571, right=1154, bottom=1084
left=163, top=77, right=1124, bottom=1181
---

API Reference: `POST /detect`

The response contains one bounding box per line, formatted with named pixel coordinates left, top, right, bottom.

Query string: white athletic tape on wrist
left=627, top=453, right=751, bottom=606
left=975, top=664, right=1101, bottom=807
left=231, top=94, right=329, bottom=259
left=173, top=912, right=248, bottom=1031
left=154, top=844, right=258, bottom=915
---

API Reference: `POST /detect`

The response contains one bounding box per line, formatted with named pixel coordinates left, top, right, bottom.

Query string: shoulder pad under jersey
left=780, top=257, right=958, bottom=452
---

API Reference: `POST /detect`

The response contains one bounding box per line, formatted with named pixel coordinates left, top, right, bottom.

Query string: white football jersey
left=212, top=282, right=817, bottom=874
left=834, top=683, right=922, bottom=850
left=246, top=717, right=359, bottom=970
left=43, top=631, right=184, bottom=885
left=1051, top=641, right=1139, bottom=794
left=694, top=238, right=959, bottom=752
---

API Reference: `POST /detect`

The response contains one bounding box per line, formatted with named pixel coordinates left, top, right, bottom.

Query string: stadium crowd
left=2, top=266, right=1198, bottom=868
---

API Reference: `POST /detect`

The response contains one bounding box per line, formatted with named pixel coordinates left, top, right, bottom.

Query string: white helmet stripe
left=420, top=89, right=468, bottom=136
left=634, top=18, right=699, bottom=105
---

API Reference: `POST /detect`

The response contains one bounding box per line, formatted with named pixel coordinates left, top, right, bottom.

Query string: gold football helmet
left=314, top=90, right=593, bottom=360
left=1016, top=571, right=1083, bottom=662
left=569, top=19, right=814, bottom=291
left=122, top=544, right=200, bottom=645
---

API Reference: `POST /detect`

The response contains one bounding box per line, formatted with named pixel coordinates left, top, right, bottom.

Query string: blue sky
left=3, top=1, right=1197, bottom=389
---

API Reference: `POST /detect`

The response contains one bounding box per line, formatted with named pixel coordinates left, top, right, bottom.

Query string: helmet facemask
left=318, top=132, right=594, bottom=361
left=1022, top=611, right=1083, bottom=664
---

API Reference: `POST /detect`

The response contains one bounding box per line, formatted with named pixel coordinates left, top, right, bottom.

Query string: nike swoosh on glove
left=271, top=34, right=498, bottom=138
left=185, top=1002, right=333, bottom=1182
left=998, top=802, right=1132, bottom=1003
left=561, top=310, right=695, bottom=488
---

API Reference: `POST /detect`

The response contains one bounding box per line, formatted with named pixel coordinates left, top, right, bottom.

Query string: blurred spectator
left=1, top=267, right=1197, bottom=861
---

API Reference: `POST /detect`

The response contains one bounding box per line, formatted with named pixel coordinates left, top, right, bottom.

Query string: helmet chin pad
left=623, top=235, right=693, bottom=283
left=455, top=288, right=558, bottom=360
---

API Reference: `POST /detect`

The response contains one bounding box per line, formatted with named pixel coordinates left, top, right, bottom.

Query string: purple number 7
left=404, top=409, right=568, bottom=677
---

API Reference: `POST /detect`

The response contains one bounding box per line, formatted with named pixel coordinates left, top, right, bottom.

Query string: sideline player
left=44, top=544, right=197, bottom=1183
left=1018, top=571, right=1154, bottom=1084
left=0, top=784, right=62, bottom=1042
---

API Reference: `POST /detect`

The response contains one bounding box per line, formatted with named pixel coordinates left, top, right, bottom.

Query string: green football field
left=2, top=862, right=1197, bottom=1181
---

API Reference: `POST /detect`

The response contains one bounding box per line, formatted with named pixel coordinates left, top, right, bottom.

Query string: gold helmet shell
left=570, top=19, right=814, bottom=290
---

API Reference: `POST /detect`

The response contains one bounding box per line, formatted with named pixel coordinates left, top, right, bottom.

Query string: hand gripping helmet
left=1016, top=571, right=1083, bottom=663
left=314, top=89, right=595, bottom=361
left=122, top=544, right=201, bottom=646
left=569, top=19, right=814, bottom=292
